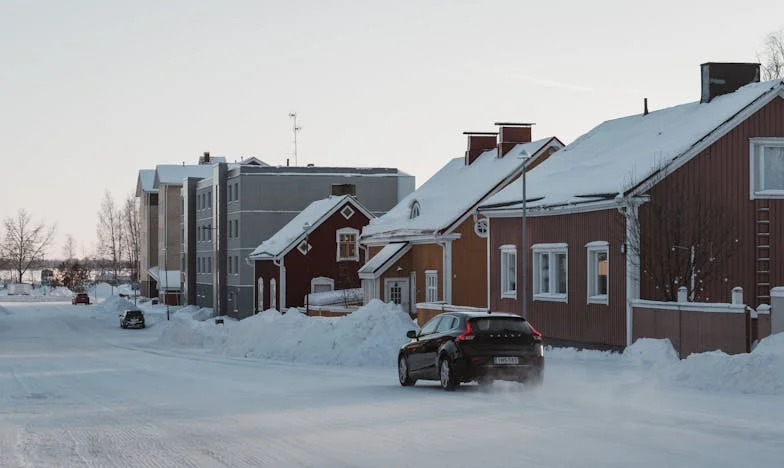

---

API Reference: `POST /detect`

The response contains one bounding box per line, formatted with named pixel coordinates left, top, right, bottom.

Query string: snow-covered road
left=1, top=300, right=783, bottom=467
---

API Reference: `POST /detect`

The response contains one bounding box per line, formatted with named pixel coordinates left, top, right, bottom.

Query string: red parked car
left=72, top=293, right=91, bottom=305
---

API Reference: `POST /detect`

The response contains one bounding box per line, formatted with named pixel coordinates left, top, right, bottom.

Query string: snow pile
left=544, top=346, right=621, bottom=362
left=157, top=299, right=419, bottom=367
left=100, top=296, right=137, bottom=314
left=48, top=287, right=75, bottom=296
left=660, top=333, right=784, bottom=395
left=622, top=338, right=679, bottom=365
left=88, top=282, right=116, bottom=298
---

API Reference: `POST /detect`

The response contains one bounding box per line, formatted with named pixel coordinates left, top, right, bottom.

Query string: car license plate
left=493, top=356, right=519, bottom=365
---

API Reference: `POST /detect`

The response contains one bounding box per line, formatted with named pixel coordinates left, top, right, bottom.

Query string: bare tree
left=1, top=209, right=57, bottom=283
left=625, top=170, right=739, bottom=302
left=758, top=30, right=784, bottom=80
left=121, top=194, right=141, bottom=282
left=96, top=191, right=125, bottom=284
left=62, top=234, right=78, bottom=260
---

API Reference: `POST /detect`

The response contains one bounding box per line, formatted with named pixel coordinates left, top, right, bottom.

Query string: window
left=532, top=243, right=568, bottom=301
left=419, top=316, right=442, bottom=336
left=436, top=315, right=457, bottom=333
left=586, top=241, right=609, bottom=304
left=336, top=228, right=359, bottom=261
left=235, top=256, right=240, bottom=274
left=425, top=270, right=438, bottom=302
left=207, top=191, right=212, bottom=208
left=233, top=220, right=239, bottom=238
left=234, top=183, right=239, bottom=201
left=409, top=200, right=421, bottom=219
left=270, top=279, right=277, bottom=310
left=750, top=138, right=784, bottom=198
left=297, top=239, right=311, bottom=255
left=228, top=256, right=232, bottom=274
left=228, top=220, right=232, bottom=238
left=474, top=218, right=489, bottom=238
left=207, top=256, right=212, bottom=273
left=311, top=277, right=335, bottom=293
left=500, top=245, right=517, bottom=298
left=228, top=185, right=233, bottom=202
left=340, top=205, right=355, bottom=220
left=181, top=254, right=185, bottom=271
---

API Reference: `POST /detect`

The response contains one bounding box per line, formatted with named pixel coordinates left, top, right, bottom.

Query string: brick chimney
left=199, top=151, right=211, bottom=164
left=463, top=132, right=498, bottom=165
left=495, top=122, right=534, bottom=157
left=700, top=62, right=760, bottom=103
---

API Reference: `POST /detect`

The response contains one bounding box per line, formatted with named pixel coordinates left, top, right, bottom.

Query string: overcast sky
left=1, top=0, right=782, bottom=258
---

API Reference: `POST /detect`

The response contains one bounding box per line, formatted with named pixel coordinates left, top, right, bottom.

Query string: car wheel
left=141, top=324, right=146, bottom=329
left=439, top=357, right=458, bottom=391
left=121, top=323, right=126, bottom=329
left=398, top=355, right=416, bottom=387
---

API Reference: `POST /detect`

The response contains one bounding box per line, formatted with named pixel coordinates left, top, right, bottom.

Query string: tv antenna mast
left=288, top=112, right=301, bottom=166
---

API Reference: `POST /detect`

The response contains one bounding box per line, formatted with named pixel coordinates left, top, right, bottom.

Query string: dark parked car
left=398, top=311, right=544, bottom=391
left=119, top=309, right=146, bottom=329
left=72, top=293, right=91, bottom=305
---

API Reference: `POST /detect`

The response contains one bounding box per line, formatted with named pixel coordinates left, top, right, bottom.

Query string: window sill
left=587, top=295, right=609, bottom=305
left=338, top=257, right=360, bottom=262
left=533, top=294, right=567, bottom=303
left=501, top=292, right=517, bottom=299
left=752, top=190, right=784, bottom=199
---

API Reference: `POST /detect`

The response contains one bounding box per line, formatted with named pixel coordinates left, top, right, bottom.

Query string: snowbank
left=661, top=333, right=784, bottom=395
left=157, top=299, right=419, bottom=367
left=622, top=338, right=679, bottom=365
left=100, top=296, right=137, bottom=314
left=48, top=286, right=75, bottom=297
left=306, top=288, right=363, bottom=306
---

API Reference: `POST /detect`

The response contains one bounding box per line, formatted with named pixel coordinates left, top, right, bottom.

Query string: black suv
left=119, top=309, right=146, bottom=329
left=398, top=311, right=544, bottom=390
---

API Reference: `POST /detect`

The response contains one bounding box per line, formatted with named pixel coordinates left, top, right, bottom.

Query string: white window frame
left=311, top=276, right=335, bottom=293
left=532, top=243, right=568, bottom=302
left=750, top=138, right=784, bottom=199
left=336, top=227, right=360, bottom=262
left=410, top=200, right=421, bottom=219
left=586, top=241, right=609, bottom=305
left=499, top=244, right=517, bottom=299
left=297, top=239, right=311, bottom=255
left=425, top=270, right=438, bottom=302
left=340, top=205, right=355, bottom=220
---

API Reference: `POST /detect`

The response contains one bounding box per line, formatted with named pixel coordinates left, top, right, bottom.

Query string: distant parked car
left=72, top=293, right=91, bottom=305
left=398, top=311, right=544, bottom=391
left=119, top=309, right=146, bottom=329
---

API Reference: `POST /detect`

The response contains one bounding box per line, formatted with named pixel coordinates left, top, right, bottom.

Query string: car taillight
left=457, top=322, right=474, bottom=341
left=528, top=323, right=543, bottom=338
left=535, top=343, right=544, bottom=357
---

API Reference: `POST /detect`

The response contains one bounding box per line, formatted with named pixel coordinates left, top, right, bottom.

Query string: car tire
left=439, top=357, right=458, bottom=391
left=141, top=324, right=146, bottom=329
left=398, top=355, right=416, bottom=387
left=121, top=323, right=126, bottom=329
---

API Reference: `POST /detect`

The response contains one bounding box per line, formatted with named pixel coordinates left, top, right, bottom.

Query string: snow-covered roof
left=136, top=169, right=156, bottom=196
left=362, top=137, right=559, bottom=239
left=358, top=242, right=411, bottom=279
left=153, top=164, right=218, bottom=188
left=249, top=196, right=372, bottom=259
left=482, top=79, right=784, bottom=213
left=147, top=266, right=181, bottom=291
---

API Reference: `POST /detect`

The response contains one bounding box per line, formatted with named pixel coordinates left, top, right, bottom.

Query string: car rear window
left=126, top=311, right=143, bottom=318
left=470, top=317, right=530, bottom=333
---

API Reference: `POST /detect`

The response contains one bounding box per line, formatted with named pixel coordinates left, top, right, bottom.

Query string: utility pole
left=288, top=112, right=301, bottom=166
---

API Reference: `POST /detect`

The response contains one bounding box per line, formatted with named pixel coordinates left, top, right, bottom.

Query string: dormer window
left=410, top=200, right=421, bottom=219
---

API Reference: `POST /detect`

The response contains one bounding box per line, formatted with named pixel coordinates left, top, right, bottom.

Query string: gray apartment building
left=183, top=162, right=415, bottom=318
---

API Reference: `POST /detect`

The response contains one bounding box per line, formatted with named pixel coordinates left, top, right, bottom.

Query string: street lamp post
left=519, top=150, right=530, bottom=319
left=303, top=222, right=311, bottom=315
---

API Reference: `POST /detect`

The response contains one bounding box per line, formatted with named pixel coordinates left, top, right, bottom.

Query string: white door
left=384, top=278, right=410, bottom=314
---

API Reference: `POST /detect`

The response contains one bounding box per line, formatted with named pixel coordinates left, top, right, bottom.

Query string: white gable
left=362, top=137, right=557, bottom=239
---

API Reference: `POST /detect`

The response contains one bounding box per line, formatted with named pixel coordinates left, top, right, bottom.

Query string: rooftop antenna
left=288, top=112, right=301, bottom=166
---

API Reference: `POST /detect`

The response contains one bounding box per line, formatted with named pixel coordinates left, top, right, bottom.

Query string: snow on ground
left=1, top=298, right=783, bottom=467
left=155, top=299, right=419, bottom=367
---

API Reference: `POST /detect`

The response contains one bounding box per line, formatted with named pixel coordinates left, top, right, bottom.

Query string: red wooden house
left=248, top=195, right=373, bottom=311
left=479, top=63, right=784, bottom=348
